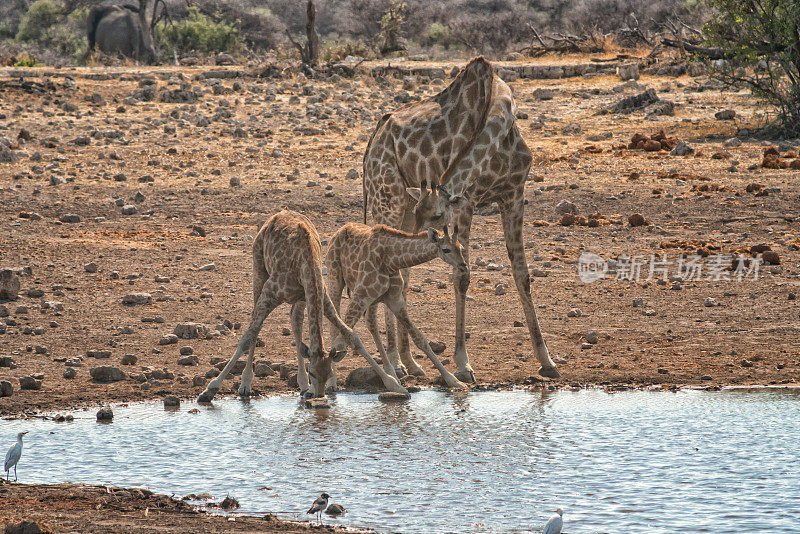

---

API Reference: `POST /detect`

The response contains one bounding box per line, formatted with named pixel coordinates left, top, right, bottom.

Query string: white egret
left=543, top=508, right=563, bottom=534
left=307, top=492, right=329, bottom=522
left=4, top=431, right=28, bottom=482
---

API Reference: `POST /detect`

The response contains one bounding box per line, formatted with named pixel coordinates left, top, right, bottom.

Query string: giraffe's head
left=407, top=178, right=471, bottom=232
left=427, top=225, right=468, bottom=273
left=300, top=343, right=346, bottom=397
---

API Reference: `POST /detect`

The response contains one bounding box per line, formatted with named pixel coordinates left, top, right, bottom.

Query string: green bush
left=425, top=22, right=452, bottom=48
left=704, top=0, right=800, bottom=135
left=15, top=0, right=63, bottom=42
left=157, top=7, right=242, bottom=55
left=12, top=52, right=42, bottom=67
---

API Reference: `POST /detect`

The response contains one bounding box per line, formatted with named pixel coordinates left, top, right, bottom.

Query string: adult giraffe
left=362, top=57, right=560, bottom=382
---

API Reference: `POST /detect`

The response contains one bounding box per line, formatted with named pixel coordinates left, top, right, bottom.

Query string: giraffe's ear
left=406, top=187, right=422, bottom=202
left=330, top=348, right=347, bottom=362
left=427, top=228, right=439, bottom=243
left=299, top=342, right=311, bottom=359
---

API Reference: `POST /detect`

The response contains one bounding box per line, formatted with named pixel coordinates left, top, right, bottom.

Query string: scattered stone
left=0, top=269, right=21, bottom=300
left=0, top=380, right=12, bottom=397
left=585, top=331, right=599, bottom=344
left=84, top=262, right=98, bottom=273
left=628, top=213, right=649, bottom=227
left=303, top=397, right=331, bottom=409
left=701, top=375, right=713, bottom=381
left=192, top=375, right=207, bottom=387
left=254, top=361, right=275, bottom=377
left=704, top=297, right=717, bottom=307
left=122, top=292, right=152, bottom=305
left=555, top=199, right=578, bottom=215
left=429, top=341, right=446, bottom=354
left=566, top=308, right=583, bottom=317
left=159, top=334, right=179, bottom=345
left=180, top=346, right=194, bottom=355
left=229, top=176, right=241, bottom=187
left=723, top=137, right=742, bottom=148
left=378, top=390, right=412, bottom=402
left=715, top=109, right=736, bottom=120
left=532, top=88, right=554, bottom=101
left=19, top=376, right=42, bottom=390
left=59, top=214, right=81, bottom=223
left=345, top=367, right=384, bottom=390
left=90, top=366, right=126, bottom=383
left=617, top=62, right=639, bottom=81
left=87, top=349, right=112, bottom=359
left=762, top=250, right=780, bottom=265
left=345, top=168, right=359, bottom=180
left=121, top=204, right=137, bottom=215
left=63, top=367, right=77, bottom=379
left=96, top=407, right=114, bottom=421
left=174, top=322, right=211, bottom=339
left=198, top=263, right=216, bottom=272
left=740, top=359, right=753, bottom=368
left=581, top=342, right=593, bottom=350
left=164, top=395, right=180, bottom=408
left=178, top=355, right=199, bottom=366
left=611, top=89, right=659, bottom=113
left=670, top=140, right=694, bottom=156
left=657, top=367, right=669, bottom=374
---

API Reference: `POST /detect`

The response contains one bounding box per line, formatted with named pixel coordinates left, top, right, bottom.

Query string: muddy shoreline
left=0, top=481, right=365, bottom=533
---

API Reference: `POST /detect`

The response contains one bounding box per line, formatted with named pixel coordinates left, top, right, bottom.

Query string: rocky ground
left=0, top=57, right=799, bottom=420
left=0, top=481, right=356, bottom=533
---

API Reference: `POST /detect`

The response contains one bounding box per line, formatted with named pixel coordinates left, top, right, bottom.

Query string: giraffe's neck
left=382, top=233, right=439, bottom=272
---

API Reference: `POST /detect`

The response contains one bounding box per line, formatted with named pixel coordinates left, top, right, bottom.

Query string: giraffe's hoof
left=326, top=385, right=339, bottom=394
left=238, top=386, right=252, bottom=398
left=407, top=367, right=426, bottom=377
left=539, top=365, right=561, bottom=379
left=197, top=387, right=219, bottom=403
left=393, top=366, right=408, bottom=379
left=454, top=369, right=475, bottom=383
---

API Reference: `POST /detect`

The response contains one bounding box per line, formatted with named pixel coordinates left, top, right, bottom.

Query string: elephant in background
left=86, top=3, right=157, bottom=64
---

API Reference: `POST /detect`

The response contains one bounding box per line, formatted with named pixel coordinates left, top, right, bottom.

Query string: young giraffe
left=198, top=210, right=406, bottom=402
left=325, top=223, right=469, bottom=389
left=362, top=56, right=560, bottom=382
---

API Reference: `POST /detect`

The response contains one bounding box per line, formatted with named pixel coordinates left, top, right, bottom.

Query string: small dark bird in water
left=307, top=492, right=329, bottom=522
left=325, top=503, right=346, bottom=516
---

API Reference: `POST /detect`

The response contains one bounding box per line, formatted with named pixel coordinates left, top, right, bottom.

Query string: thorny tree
left=704, top=0, right=800, bottom=135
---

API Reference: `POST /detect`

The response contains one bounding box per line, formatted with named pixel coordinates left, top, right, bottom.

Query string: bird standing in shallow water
left=543, top=508, right=563, bottom=534
left=307, top=492, right=329, bottom=522
left=4, top=431, right=28, bottom=482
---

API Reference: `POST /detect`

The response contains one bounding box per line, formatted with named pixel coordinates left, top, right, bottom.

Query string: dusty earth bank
left=0, top=480, right=359, bottom=533
left=0, top=57, right=798, bottom=423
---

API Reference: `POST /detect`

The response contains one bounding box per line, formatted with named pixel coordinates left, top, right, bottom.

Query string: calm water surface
left=2, top=389, right=799, bottom=533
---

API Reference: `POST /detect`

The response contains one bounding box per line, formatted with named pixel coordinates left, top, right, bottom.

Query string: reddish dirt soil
left=0, top=60, right=799, bottom=421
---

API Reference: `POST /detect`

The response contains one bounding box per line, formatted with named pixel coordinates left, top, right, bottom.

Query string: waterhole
left=2, top=389, right=799, bottom=533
